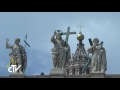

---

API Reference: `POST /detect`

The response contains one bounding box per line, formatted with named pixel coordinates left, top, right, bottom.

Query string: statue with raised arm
left=51, top=30, right=71, bottom=69
left=87, top=38, right=107, bottom=73
left=6, top=38, right=27, bottom=74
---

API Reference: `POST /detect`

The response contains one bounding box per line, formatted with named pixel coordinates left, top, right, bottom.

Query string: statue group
left=4, top=26, right=107, bottom=75
left=51, top=29, right=107, bottom=74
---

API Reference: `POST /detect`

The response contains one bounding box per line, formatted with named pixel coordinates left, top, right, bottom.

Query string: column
left=69, top=69, right=73, bottom=75
left=75, top=68, right=79, bottom=75
left=79, top=67, right=82, bottom=74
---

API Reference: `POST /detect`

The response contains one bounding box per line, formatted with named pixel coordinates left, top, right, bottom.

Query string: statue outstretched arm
left=51, top=31, right=56, bottom=44
left=6, top=39, right=13, bottom=49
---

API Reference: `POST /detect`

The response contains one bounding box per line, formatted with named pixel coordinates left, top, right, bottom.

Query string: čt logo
left=8, top=65, right=21, bottom=73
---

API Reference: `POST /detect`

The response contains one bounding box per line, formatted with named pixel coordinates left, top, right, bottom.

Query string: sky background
left=0, top=12, right=120, bottom=76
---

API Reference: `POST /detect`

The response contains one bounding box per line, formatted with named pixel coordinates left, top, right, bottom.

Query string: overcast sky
left=0, top=12, right=120, bottom=76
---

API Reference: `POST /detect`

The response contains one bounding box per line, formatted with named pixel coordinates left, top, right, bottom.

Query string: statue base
left=9, top=73, right=25, bottom=78
left=91, top=72, right=105, bottom=78
left=50, top=69, right=65, bottom=78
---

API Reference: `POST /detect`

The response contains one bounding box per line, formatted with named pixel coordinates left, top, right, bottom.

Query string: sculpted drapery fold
left=87, top=38, right=107, bottom=73
left=51, top=31, right=71, bottom=69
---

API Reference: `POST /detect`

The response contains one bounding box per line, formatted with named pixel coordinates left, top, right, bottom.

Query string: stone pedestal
left=91, top=72, right=105, bottom=78
left=9, top=73, right=25, bottom=78
left=50, top=69, right=65, bottom=78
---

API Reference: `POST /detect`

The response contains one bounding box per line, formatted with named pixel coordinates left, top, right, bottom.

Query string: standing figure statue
left=6, top=38, right=27, bottom=74
left=62, top=40, right=71, bottom=69
left=87, top=38, right=107, bottom=73
left=51, top=30, right=71, bottom=69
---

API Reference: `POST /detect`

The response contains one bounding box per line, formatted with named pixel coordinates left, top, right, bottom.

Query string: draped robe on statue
left=6, top=39, right=27, bottom=73
left=51, top=37, right=71, bottom=69
left=88, top=44, right=107, bottom=73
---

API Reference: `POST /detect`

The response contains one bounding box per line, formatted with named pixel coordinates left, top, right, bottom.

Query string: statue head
left=93, top=38, right=99, bottom=45
left=15, top=38, right=20, bottom=45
